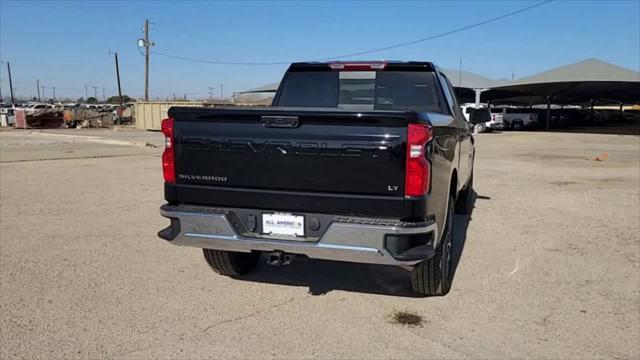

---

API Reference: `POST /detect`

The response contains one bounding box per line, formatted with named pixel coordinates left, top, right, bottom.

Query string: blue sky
left=1, top=0, right=638, bottom=100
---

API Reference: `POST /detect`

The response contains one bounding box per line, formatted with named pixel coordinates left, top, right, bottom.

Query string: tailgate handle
left=261, top=115, right=300, bottom=128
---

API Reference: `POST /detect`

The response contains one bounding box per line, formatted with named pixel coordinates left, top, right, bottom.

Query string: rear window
left=470, top=109, right=491, bottom=123
left=276, top=70, right=443, bottom=112
left=490, top=108, right=505, bottom=113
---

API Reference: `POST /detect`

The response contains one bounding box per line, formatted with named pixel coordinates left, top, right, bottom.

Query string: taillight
left=161, top=117, right=175, bottom=184
left=491, top=114, right=495, bottom=120
left=405, top=124, right=432, bottom=197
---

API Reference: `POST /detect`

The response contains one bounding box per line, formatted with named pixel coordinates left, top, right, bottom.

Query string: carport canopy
left=482, top=58, right=640, bottom=105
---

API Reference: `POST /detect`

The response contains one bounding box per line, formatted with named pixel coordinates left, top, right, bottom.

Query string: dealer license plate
left=262, top=213, right=305, bottom=237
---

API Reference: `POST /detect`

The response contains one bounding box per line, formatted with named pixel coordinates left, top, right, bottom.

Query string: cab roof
left=288, top=61, right=436, bottom=72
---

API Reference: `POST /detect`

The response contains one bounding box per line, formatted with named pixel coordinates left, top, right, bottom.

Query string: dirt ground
left=0, top=129, right=638, bottom=359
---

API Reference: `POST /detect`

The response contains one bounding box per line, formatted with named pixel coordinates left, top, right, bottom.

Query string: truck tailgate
left=172, top=107, right=411, bottom=194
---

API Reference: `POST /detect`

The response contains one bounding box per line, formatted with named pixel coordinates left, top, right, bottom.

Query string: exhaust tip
left=266, top=251, right=295, bottom=266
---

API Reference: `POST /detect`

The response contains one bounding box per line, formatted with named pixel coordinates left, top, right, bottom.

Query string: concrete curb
left=30, top=131, right=152, bottom=147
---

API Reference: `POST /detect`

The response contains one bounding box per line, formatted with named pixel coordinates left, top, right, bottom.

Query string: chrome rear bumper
left=159, top=205, right=437, bottom=267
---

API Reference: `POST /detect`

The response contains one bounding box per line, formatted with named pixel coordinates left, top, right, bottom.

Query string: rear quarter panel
left=424, top=113, right=459, bottom=243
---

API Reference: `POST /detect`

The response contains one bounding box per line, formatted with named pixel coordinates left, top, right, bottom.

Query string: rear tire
left=203, top=249, right=260, bottom=276
left=455, top=172, right=474, bottom=215
left=476, top=123, right=486, bottom=133
left=411, top=195, right=454, bottom=296
left=513, top=121, right=523, bottom=131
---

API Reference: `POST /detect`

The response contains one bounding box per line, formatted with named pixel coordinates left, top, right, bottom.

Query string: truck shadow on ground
left=237, top=191, right=487, bottom=297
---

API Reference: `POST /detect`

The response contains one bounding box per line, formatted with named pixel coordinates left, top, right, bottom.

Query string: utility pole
left=220, top=84, right=223, bottom=99
left=140, top=19, right=154, bottom=102
left=84, top=85, right=88, bottom=99
left=144, top=19, right=150, bottom=101
left=41, top=86, right=54, bottom=101
left=0, top=60, right=3, bottom=103
left=7, top=62, right=15, bottom=105
left=92, top=86, right=99, bottom=100
left=36, top=80, right=41, bottom=101
left=208, top=87, right=215, bottom=100
left=102, top=87, right=105, bottom=101
left=114, top=52, right=124, bottom=125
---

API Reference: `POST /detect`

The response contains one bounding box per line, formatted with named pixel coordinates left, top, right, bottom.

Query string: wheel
left=411, top=195, right=454, bottom=296
left=202, top=249, right=260, bottom=276
left=475, top=123, right=486, bottom=133
left=513, top=121, right=523, bottom=131
left=455, top=171, right=474, bottom=215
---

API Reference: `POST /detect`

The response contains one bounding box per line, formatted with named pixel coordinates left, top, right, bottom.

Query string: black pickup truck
left=158, top=61, right=475, bottom=296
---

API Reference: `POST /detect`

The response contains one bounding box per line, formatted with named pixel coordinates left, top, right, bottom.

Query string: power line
left=152, top=50, right=290, bottom=65
left=151, top=0, right=552, bottom=66
left=315, top=0, right=553, bottom=60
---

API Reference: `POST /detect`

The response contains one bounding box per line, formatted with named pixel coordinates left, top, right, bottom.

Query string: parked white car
left=24, top=104, right=55, bottom=115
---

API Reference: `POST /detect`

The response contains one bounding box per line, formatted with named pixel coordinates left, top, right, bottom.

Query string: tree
left=86, top=97, right=98, bottom=104
left=107, top=95, right=134, bottom=104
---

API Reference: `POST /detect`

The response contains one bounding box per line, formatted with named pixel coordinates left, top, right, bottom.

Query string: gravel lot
left=1, top=129, right=638, bottom=359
